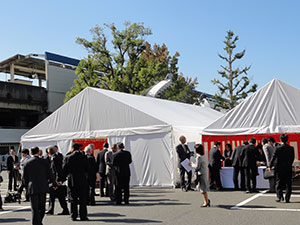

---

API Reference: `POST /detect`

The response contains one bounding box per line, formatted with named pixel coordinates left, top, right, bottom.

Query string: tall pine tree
left=212, top=30, right=257, bottom=110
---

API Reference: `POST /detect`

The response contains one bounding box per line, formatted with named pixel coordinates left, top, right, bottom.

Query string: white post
left=10, top=64, right=15, bottom=82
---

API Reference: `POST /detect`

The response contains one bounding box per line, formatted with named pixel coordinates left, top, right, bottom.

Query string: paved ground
left=1, top=173, right=300, bottom=225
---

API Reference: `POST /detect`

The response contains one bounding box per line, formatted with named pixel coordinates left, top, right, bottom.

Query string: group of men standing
left=20, top=141, right=132, bottom=225
left=95, top=142, right=132, bottom=205
left=231, top=134, right=295, bottom=202
left=176, top=134, right=295, bottom=203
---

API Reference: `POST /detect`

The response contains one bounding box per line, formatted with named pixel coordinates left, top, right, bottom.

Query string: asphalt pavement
left=1, top=173, right=300, bottom=225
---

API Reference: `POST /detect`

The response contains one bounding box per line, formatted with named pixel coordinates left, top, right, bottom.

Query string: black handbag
left=263, top=168, right=275, bottom=179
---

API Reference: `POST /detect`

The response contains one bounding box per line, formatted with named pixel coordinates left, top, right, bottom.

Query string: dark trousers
left=69, top=186, right=87, bottom=220
left=87, top=185, right=95, bottom=205
left=276, top=170, right=292, bottom=201
left=0, top=194, right=3, bottom=208
left=18, top=183, right=29, bottom=201
left=233, top=166, right=245, bottom=190
left=30, top=193, right=46, bottom=225
left=268, top=177, right=276, bottom=192
left=245, top=167, right=257, bottom=191
left=209, top=166, right=222, bottom=189
left=8, top=170, right=17, bottom=191
left=99, top=173, right=107, bottom=197
left=179, top=166, right=192, bottom=189
left=115, top=175, right=130, bottom=204
left=48, top=187, right=68, bottom=213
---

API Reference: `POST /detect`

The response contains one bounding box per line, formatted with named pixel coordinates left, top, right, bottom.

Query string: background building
left=0, top=52, right=79, bottom=162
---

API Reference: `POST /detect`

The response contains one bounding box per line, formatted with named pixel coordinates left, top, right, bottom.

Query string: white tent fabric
left=21, top=87, right=222, bottom=186
left=203, top=78, right=300, bottom=135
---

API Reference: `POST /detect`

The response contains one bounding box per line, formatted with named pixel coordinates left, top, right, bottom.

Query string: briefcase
left=53, top=185, right=67, bottom=197
left=263, top=168, right=275, bottom=179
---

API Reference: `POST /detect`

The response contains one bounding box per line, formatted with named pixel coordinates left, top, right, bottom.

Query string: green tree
left=65, top=22, right=199, bottom=104
left=212, top=30, right=257, bottom=109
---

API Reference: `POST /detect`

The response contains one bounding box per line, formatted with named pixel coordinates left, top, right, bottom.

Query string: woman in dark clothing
left=224, top=144, right=233, bottom=167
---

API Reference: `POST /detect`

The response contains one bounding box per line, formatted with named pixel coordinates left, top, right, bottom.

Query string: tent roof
left=203, top=78, right=300, bottom=135
left=22, top=87, right=222, bottom=140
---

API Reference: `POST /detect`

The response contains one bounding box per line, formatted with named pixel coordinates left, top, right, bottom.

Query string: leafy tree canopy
left=65, top=22, right=199, bottom=104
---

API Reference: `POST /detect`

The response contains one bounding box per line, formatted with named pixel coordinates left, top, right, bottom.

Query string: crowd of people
left=176, top=134, right=295, bottom=206
left=0, top=142, right=132, bottom=225
left=0, top=133, right=296, bottom=223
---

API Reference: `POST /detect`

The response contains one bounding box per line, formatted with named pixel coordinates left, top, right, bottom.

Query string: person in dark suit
left=63, top=143, right=89, bottom=221
left=84, top=144, right=97, bottom=206
left=223, top=143, right=233, bottom=167
left=54, top=145, right=64, bottom=161
left=46, top=147, right=69, bottom=215
left=231, top=141, right=248, bottom=190
left=208, top=141, right=225, bottom=190
left=113, top=142, right=132, bottom=205
left=257, top=143, right=266, bottom=164
left=96, top=142, right=109, bottom=197
left=176, top=136, right=193, bottom=191
left=240, top=138, right=260, bottom=193
left=269, top=134, right=295, bottom=203
left=23, top=146, right=57, bottom=225
left=0, top=161, right=4, bottom=211
left=7, top=148, right=19, bottom=191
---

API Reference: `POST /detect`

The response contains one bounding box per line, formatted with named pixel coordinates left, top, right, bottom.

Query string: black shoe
left=246, top=190, right=251, bottom=194
left=201, top=199, right=211, bottom=207
left=276, top=196, right=284, bottom=202
left=116, top=202, right=122, bottom=205
left=71, top=218, right=78, bottom=221
left=45, top=210, right=54, bottom=215
left=80, top=217, right=89, bottom=221
left=181, top=187, right=187, bottom=192
left=58, top=210, right=69, bottom=215
left=124, top=201, right=129, bottom=205
left=252, top=190, right=259, bottom=193
left=187, top=188, right=195, bottom=191
left=285, top=199, right=290, bottom=203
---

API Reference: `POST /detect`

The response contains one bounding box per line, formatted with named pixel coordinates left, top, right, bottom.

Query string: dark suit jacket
left=209, top=147, right=225, bottom=169
left=87, top=154, right=97, bottom=186
left=7, top=155, right=19, bottom=171
left=113, top=150, right=132, bottom=177
left=63, top=151, right=88, bottom=188
left=23, top=156, right=55, bottom=195
left=56, top=152, right=64, bottom=161
left=96, top=149, right=108, bottom=174
left=240, top=144, right=259, bottom=168
left=270, top=143, right=294, bottom=174
left=50, top=154, right=64, bottom=182
left=176, top=144, right=191, bottom=168
left=231, top=145, right=244, bottom=167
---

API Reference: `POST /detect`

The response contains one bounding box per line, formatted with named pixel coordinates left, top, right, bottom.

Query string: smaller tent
left=21, top=87, right=222, bottom=186
left=202, top=78, right=300, bottom=161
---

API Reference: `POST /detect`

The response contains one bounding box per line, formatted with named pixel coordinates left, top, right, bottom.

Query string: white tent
left=21, top=87, right=222, bottom=186
left=202, top=78, right=300, bottom=162
left=203, top=78, right=300, bottom=135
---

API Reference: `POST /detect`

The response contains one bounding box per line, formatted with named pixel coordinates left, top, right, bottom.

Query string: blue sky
left=0, top=0, right=299, bottom=94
